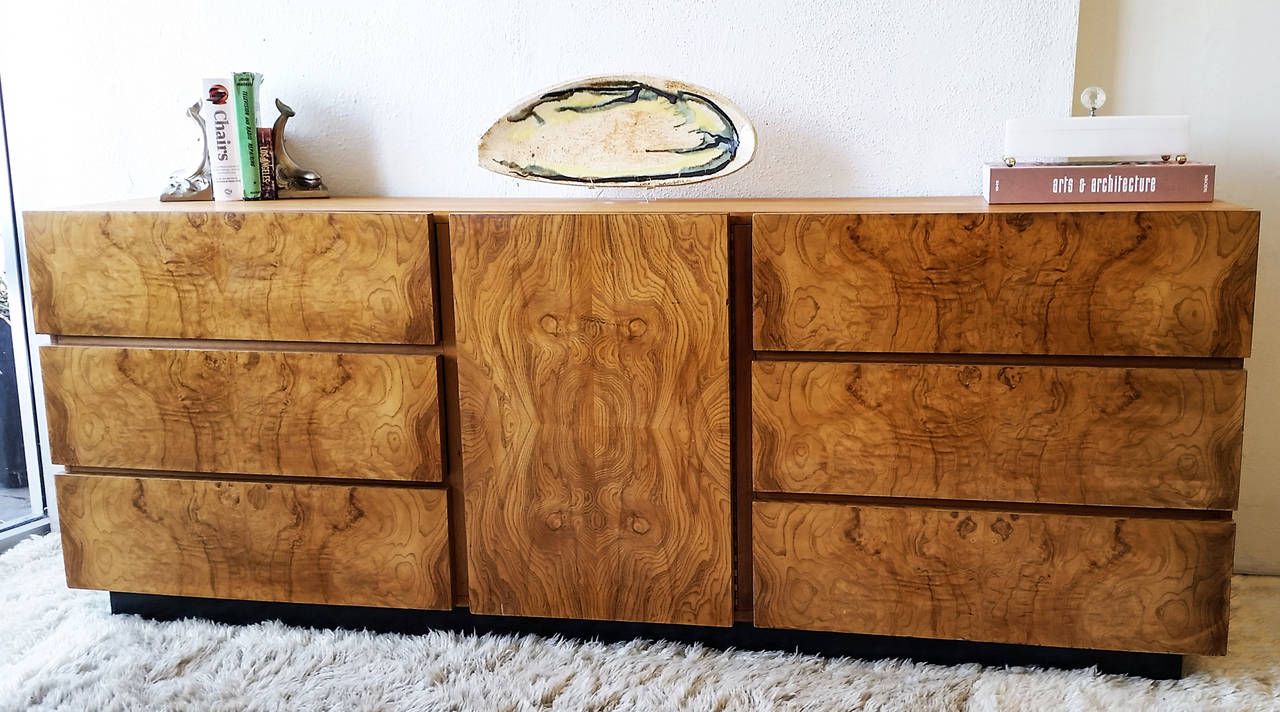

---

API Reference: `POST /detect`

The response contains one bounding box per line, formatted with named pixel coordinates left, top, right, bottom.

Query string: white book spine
left=200, top=78, right=243, bottom=201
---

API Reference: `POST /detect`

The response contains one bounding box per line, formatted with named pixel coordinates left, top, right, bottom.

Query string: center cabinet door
left=450, top=213, right=732, bottom=626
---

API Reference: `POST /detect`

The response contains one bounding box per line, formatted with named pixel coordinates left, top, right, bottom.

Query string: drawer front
left=25, top=211, right=436, bottom=344
left=57, top=474, right=451, bottom=609
left=752, top=211, right=1259, bottom=356
left=753, top=361, right=1245, bottom=508
left=753, top=500, right=1233, bottom=654
left=42, top=346, right=443, bottom=481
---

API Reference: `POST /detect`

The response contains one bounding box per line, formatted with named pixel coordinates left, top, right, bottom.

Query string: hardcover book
left=199, top=79, right=242, bottom=201
left=983, top=161, right=1215, bottom=204
left=257, top=128, right=277, bottom=199
left=233, top=72, right=264, bottom=199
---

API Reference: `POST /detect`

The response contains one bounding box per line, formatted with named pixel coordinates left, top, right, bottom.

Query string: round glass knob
left=1080, top=86, right=1107, bottom=115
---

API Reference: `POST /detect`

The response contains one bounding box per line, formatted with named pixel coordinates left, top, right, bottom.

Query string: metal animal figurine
left=160, top=102, right=213, bottom=201
left=272, top=99, right=329, bottom=198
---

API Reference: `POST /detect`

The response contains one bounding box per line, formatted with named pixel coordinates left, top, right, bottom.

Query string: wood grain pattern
left=42, top=346, right=442, bottom=481
left=451, top=213, right=733, bottom=626
left=753, top=500, right=1234, bottom=654
left=57, top=474, right=451, bottom=609
left=753, top=361, right=1245, bottom=508
left=25, top=211, right=436, bottom=343
left=753, top=210, right=1259, bottom=356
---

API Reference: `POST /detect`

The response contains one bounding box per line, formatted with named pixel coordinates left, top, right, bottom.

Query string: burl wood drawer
left=752, top=211, right=1259, bottom=356
left=57, top=474, right=452, bottom=609
left=41, top=346, right=443, bottom=481
left=752, top=361, right=1245, bottom=509
left=24, top=210, right=436, bottom=344
left=753, top=500, right=1234, bottom=654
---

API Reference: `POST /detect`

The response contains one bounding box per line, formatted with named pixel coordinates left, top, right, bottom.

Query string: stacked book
left=983, top=161, right=1216, bottom=204
left=199, top=73, right=277, bottom=201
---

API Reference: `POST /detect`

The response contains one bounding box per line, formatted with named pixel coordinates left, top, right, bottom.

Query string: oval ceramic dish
left=478, top=75, right=756, bottom=187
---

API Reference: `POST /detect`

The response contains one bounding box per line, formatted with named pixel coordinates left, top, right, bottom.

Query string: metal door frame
left=0, top=75, right=50, bottom=550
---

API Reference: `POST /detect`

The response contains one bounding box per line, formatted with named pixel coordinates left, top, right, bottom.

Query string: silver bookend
left=273, top=99, right=329, bottom=199
left=160, top=102, right=213, bottom=202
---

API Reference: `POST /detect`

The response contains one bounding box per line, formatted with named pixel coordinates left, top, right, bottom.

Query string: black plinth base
left=110, top=592, right=1182, bottom=680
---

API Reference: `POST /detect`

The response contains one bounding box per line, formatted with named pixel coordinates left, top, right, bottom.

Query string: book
left=983, top=161, right=1215, bottom=204
left=232, top=72, right=264, bottom=199
left=199, top=78, right=242, bottom=201
left=256, top=128, right=277, bottom=199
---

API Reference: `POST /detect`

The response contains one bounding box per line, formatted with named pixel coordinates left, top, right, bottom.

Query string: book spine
left=232, top=72, right=263, bottom=199
left=257, top=128, right=277, bottom=200
left=200, top=78, right=242, bottom=201
left=984, top=163, right=1215, bottom=204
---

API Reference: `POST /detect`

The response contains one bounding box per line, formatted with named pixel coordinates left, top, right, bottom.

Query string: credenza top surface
left=29, top=196, right=1253, bottom=218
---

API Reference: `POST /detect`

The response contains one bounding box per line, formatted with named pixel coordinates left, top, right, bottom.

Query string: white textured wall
left=1077, top=0, right=1280, bottom=574
left=0, top=0, right=1077, bottom=207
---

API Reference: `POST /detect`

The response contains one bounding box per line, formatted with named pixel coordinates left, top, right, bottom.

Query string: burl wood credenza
left=25, top=197, right=1259, bottom=676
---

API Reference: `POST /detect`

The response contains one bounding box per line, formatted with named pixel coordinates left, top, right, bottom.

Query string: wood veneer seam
left=753, top=351, right=1245, bottom=370
left=429, top=213, right=754, bottom=226
left=49, top=336, right=445, bottom=355
left=751, top=491, right=1235, bottom=521
left=61, top=467, right=450, bottom=490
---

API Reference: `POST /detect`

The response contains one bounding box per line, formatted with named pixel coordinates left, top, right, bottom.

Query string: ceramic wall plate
left=478, top=75, right=756, bottom=187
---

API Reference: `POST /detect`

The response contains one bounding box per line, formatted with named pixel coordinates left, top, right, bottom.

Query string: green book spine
left=232, top=72, right=263, bottom=199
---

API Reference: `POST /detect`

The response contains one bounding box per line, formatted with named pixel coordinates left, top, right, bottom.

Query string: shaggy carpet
left=0, top=534, right=1276, bottom=711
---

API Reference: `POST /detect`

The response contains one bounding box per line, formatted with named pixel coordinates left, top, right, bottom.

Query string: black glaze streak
left=552, top=85, right=644, bottom=114
left=647, top=129, right=736, bottom=156
left=507, top=81, right=676, bottom=121
left=111, top=592, right=1185, bottom=680
left=499, top=80, right=742, bottom=184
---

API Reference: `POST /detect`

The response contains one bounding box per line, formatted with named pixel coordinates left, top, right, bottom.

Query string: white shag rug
left=0, top=534, right=1277, bottom=712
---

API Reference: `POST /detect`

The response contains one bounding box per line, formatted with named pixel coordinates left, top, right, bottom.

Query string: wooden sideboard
left=26, top=197, right=1258, bottom=664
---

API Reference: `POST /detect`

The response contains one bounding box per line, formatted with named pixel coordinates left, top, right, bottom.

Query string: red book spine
left=256, top=128, right=277, bottom=200
left=983, top=162, right=1215, bottom=204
